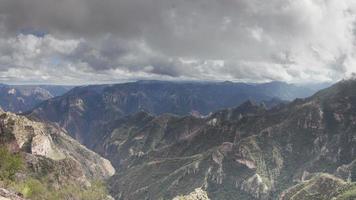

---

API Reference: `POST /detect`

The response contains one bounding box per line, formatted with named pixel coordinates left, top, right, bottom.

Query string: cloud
left=0, top=0, right=355, bottom=84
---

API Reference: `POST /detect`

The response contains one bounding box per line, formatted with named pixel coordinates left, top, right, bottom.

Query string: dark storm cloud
left=0, top=0, right=163, bottom=38
left=0, top=0, right=355, bottom=84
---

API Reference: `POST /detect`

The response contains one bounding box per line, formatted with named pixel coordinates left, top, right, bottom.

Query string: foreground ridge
left=0, top=109, right=115, bottom=200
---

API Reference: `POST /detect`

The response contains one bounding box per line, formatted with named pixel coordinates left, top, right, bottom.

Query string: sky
left=0, top=0, right=356, bottom=84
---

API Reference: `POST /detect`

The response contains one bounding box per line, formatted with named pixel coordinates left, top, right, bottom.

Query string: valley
left=1, top=79, right=355, bottom=199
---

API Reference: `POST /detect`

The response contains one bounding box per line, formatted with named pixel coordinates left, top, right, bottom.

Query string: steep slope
left=27, top=80, right=317, bottom=144
left=0, top=109, right=114, bottom=200
left=86, top=79, right=356, bottom=199
left=0, top=84, right=72, bottom=113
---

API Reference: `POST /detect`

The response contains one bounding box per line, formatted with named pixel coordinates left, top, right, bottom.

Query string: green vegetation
left=280, top=174, right=356, bottom=200
left=76, top=181, right=109, bottom=200
left=14, top=179, right=109, bottom=200
left=335, top=184, right=356, bottom=200
left=16, top=178, right=47, bottom=199
left=0, top=147, right=109, bottom=200
left=0, top=147, right=23, bottom=181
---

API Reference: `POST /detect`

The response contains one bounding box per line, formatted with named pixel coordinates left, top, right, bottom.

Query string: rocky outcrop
left=0, top=111, right=115, bottom=180
left=240, top=174, right=269, bottom=199
left=0, top=109, right=115, bottom=200
left=0, top=188, right=25, bottom=200
left=173, top=188, right=210, bottom=200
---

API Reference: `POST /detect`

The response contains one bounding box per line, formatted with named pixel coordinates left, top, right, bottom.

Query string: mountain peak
left=240, top=99, right=256, bottom=107
left=234, top=99, right=266, bottom=114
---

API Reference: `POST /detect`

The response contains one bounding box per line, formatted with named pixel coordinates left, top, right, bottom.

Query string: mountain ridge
left=27, top=80, right=321, bottom=145
left=86, top=79, right=356, bottom=199
left=0, top=84, right=72, bottom=113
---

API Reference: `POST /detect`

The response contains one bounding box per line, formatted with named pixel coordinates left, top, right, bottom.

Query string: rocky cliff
left=0, top=109, right=114, bottom=200
left=173, top=188, right=210, bottom=200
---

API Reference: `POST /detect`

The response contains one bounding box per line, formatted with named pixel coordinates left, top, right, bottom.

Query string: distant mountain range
left=0, top=84, right=72, bottom=113
left=27, top=80, right=325, bottom=144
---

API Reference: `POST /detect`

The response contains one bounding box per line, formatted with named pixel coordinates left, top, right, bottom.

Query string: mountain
left=0, top=108, right=114, bottom=200
left=63, top=79, right=356, bottom=199
left=0, top=84, right=72, bottom=113
left=27, top=80, right=321, bottom=145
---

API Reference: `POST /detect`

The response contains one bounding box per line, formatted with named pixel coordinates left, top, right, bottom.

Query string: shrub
left=16, top=178, right=109, bottom=200
left=0, top=147, right=23, bottom=181
left=79, top=180, right=109, bottom=200
left=19, top=178, right=47, bottom=199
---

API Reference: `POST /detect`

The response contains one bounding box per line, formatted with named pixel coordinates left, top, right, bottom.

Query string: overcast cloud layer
left=0, top=0, right=356, bottom=84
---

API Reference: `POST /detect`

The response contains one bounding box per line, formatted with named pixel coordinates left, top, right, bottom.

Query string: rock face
left=64, top=79, right=356, bottom=200
left=0, top=188, right=25, bottom=200
left=240, top=174, right=269, bottom=199
left=0, top=84, right=72, bottom=113
left=27, top=80, right=320, bottom=144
